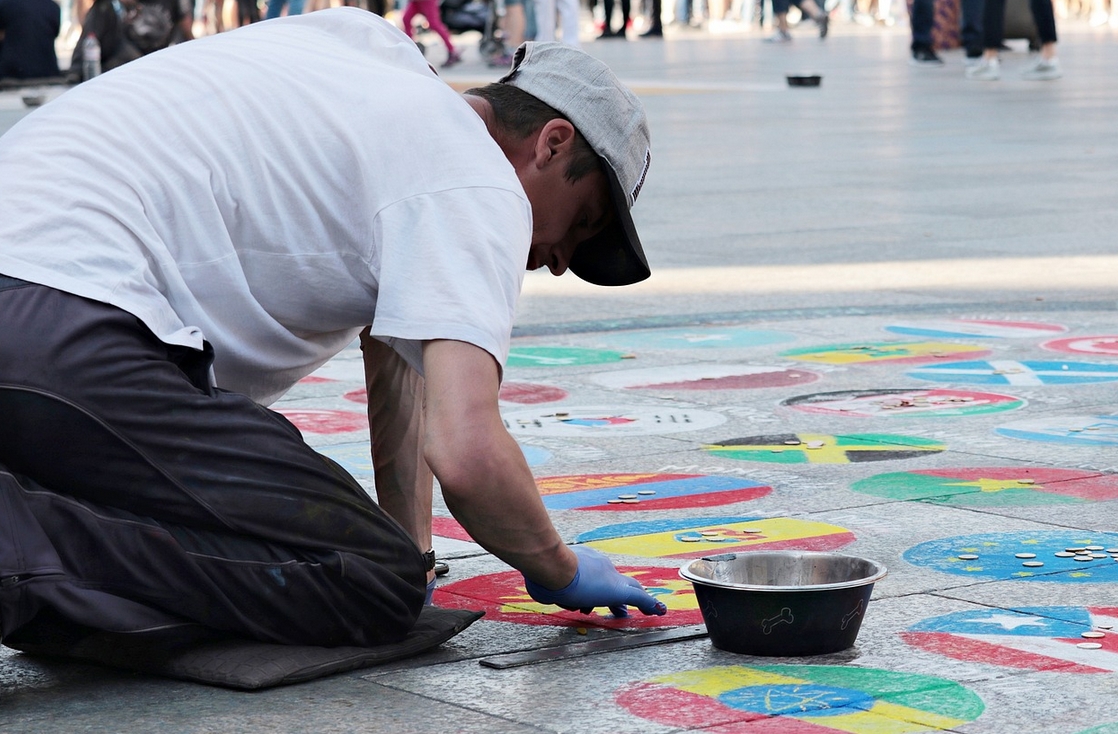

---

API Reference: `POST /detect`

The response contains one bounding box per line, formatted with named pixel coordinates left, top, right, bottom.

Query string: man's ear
left=531, top=119, right=577, bottom=169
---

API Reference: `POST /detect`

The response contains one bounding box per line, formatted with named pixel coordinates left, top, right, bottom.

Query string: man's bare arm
left=421, top=339, right=579, bottom=590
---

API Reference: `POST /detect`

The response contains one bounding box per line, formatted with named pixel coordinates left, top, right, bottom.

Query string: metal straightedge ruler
left=478, top=625, right=708, bottom=669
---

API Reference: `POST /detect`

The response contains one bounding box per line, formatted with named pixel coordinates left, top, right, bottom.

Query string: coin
left=637, top=490, right=656, bottom=495
left=621, top=499, right=640, bottom=504
left=700, top=531, right=721, bottom=537
left=607, top=499, right=624, bottom=504
left=1090, top=553, right=1108, bottom=559
left=783, top=439, right=802, bottom=446
left=1077, top=642, right=1103, bottom=650
left=1022, top=561, right=1045, bottom=568
left=1017, top=479, right=1035, bottom=485
left=957, top=554, right=980, bottom=560
left=1085, top=545, right=1105, bottom=551
left=1015, top=553, right=1037, bottom=559
left=1074, top=556, right=1095, bottom=562
left=1054, top=552, right=1076, bottom=558
left=680, top=536, right=701, bottom=542
left=617, top=494, right=638, bottom=500
left=1081, top=631, right=1106, bottom=638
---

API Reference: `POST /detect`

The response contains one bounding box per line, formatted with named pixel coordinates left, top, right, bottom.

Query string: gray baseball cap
left=499, top=42, right=652, bottom=286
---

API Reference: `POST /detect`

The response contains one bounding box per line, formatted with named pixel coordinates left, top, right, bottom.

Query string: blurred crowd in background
left=1, top=0, right=1111, bottom=83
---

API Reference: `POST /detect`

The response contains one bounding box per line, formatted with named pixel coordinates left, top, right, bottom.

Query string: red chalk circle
left=274, top=409, right=368, bottom=434
left=1043, top=336, right=1118, bottom=357
left=434, top=566, right=704, bottom=629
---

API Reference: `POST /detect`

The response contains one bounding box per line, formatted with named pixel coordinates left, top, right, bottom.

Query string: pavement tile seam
left=512, top=302, right=1118, bottom=337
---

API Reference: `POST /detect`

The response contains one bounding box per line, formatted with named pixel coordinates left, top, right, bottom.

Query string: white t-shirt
left=0, top=9, right=531, bottom=405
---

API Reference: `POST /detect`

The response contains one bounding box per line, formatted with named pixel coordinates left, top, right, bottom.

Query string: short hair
left=466, top=82, right=603, bottom=184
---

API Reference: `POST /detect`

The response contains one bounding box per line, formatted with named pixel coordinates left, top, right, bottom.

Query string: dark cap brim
left=567, top=164, right=650, bottom=287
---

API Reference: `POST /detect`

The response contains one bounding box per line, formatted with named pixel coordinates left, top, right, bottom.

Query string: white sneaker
left=1021, top=56, right=1062, bottom=80
left=965, top=57, right=1000, bottom=80
left=764, top=28, right=792, bottom=42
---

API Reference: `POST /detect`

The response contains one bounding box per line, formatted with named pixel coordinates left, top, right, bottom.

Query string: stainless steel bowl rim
left=679, top=551, right=888, bottom=592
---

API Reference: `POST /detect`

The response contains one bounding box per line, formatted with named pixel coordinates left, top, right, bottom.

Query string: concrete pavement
left=2, top=16, right=1117, bottom=733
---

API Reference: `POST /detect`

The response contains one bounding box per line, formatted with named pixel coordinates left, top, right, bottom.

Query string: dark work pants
left=982, top=0, right=1056, bottom=47
left=0, top=277, right=425, bottom=647
left=910, top=0, right=934, bottom=48
left=961, top=0, right=984, bottom=55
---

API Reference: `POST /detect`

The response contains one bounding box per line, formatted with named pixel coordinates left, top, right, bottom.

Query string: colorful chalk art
left=590, top=363, right=819, bottom=391
left=907, top=360, right=1118, bottom=386
left=782, top=388, right=1024, bottom=418
left=780, top=341, right=989, bottom=365
left=904, top=532, right=1118, bottom=583
left=597, top=325, right=796, bottom=351
left=507, top=346, right=628, bottom=368
left=536, top=473, right=772, bottom=511
left=615, top=665, right=985, bottom=732
left=1043, top=335, right=1118, bottom=357
left=575, top=516, right=855, bottom=558
left=703, top=433, right=945, bottom=464
left=433, top=566, right=703, bottom=628
left=884, top=318, right=1066, bottom=340
left=502, top=405, right=726, bottom=437
left=996, top=414, right=1118, bottom=447
left=851, top=468, right=1118, bottom=507
left=903, top=606, right=1118, bottom=673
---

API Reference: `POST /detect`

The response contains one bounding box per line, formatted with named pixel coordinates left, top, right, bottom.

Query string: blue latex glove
left=524, top=545, right=668, bottom=618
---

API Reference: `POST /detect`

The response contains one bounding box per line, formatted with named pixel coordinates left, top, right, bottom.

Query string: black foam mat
left=5, top=606, right=484, bottom=690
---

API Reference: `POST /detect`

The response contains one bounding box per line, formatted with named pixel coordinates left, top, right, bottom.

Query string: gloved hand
left=524, top=545, right=668, bottom=618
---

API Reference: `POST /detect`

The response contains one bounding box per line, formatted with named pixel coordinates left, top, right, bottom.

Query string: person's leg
left=966, top=0, right=1003, bottom=77
left=640, top=0, right=663, bottom=32
left=264, top=0, right=285, bottom=19
left=504, top=0, right=526, bottom=45
left=620, top=0, right=632, bottom=29
left=534, top=0, right=557, bottom=39
left=1029, top=0, right=1058, bottom=45
left=401, top=0, right=419, bottom=36
left=960, top=0, right=985, bottom=57
left=1021, top=0, right=1059, bottom=76
left=980, top=0, right=1005, bottom=50
left=558, top=0, right=582, bottom=44
left=287, top=0, right=304, bottom=13
left=910, top=0, right=935, bottom=47
left=414, top=0, right=459, bottom=60
left=0, top=280, right=425, bottom=647
left=601, top=0, right=617, bottom=32
left=767, top=0, right=792, bottom=35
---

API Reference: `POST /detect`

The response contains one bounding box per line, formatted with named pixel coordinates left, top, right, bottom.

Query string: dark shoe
left=817, top=12, right=829, bottom=38
left=597, top=27, right=623, bottom=38
left=910, top=44, right=944, bottom=65
left=442, top=50, right=462, bottom=68
left=640, top=24, right=663, bottom=36
left=487, top=52, right=514, bottom=68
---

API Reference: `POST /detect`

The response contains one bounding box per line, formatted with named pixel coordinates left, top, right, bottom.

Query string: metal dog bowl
left=680, top=551, right=886, bottom=656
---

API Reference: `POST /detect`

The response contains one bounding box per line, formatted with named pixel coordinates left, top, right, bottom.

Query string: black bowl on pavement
left=786, top=74, right=822, bottom=87
left=680, top=551, right=886, bottom=656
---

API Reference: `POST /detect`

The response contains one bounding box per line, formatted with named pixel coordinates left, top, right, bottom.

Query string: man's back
left=0, top=9, right=530, bottom=403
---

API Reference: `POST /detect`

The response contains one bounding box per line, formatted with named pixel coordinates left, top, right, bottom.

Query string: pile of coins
left=679, top=528, right=763, bottom=543
left=1053, top=545, right=1118, bottom=562
left=772, top=438, right=825, bottom=453
left=1077, top=627, right=1110, bottom=650
left=606, top=489, right=657, bottom=505
left=953, top=545, right=1118, bottom=568
left=877, top=395, right=975, bottom=410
